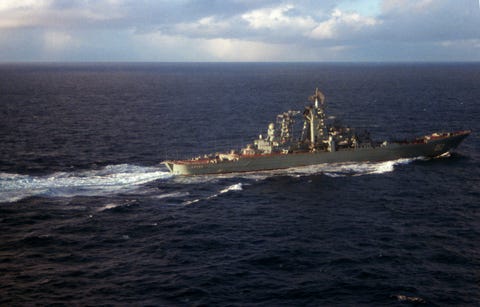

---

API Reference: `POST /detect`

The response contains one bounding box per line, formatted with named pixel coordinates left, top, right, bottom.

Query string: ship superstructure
left=246, top=88, right=371, bottom=156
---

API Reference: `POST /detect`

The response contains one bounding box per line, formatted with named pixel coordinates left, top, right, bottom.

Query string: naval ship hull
left=163, top=131, right=470, bottom=176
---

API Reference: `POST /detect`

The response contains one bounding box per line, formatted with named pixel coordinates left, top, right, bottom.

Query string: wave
left=183, top=182, right=243, bottom=205
left=219, top=183, right=243, bottom=194
left=151, top=191, right=190, bottom=200
left=0, top=164, right=172, bottom=203
left=95, top=200, right=138, bottom=212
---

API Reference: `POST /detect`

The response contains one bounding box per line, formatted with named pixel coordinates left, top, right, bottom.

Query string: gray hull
left=164, top=132, right=470, bottom=175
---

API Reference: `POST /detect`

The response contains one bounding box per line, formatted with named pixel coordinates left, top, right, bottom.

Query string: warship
left=163, top=88, right=470, bottom=175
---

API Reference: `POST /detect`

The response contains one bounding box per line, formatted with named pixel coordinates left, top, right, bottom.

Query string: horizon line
left=1, top=60, right=479, bottom=65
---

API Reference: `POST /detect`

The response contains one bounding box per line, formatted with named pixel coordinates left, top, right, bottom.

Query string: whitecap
left=183, top=199, right=200, bottom=206
left=96, top=203, right=121, bottom=212
left=219, top=183, right=243, bottom=194
left=182, top=182, right=244, bottom=205
left=151, top=191, right=190, bottom=200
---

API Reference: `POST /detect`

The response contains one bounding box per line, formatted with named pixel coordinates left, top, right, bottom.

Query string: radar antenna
left=308, top=88, right=325, bottom=108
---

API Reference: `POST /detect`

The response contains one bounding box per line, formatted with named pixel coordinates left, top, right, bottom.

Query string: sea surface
left=0, top=62, right=479, bottom=306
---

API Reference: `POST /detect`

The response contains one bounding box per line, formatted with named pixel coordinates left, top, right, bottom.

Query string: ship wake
left=0, top=164, right=172, bottom=203
left=292, top=158, right=419, bottom=178
left=0, top=158, right=424, bottom=204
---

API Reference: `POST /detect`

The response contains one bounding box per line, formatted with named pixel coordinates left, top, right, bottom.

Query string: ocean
left=0, top=62, right=479, bottom=305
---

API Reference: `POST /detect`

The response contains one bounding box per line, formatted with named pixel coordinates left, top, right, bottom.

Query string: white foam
left=227, top=158, right=415, bottom=181
left=289, top=158, right=417, bottom=177
left=0, top=164, right=172, bottom=203
left=98, top=203, right=121, bottom=211
left=182, top=182, right=243, bottom=205
left=151, top=191, right=190, bottom=199
left=219, top=183, right=243, bottom=194
left=183, top=198, right=200, bottom=206
left=437, top=151, right=451, bottom=158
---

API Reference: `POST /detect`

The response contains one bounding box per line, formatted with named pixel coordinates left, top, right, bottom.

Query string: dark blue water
left=0, top=63, right=479, bottom=305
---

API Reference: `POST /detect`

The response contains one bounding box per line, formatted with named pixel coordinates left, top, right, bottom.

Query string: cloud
left=241, top=4, right=316, bottom=30
left=167, top=15, right=233, bottom=39
left=309, top=9, right=380, bottom=40
left=146, top=3, right=322, bottom=44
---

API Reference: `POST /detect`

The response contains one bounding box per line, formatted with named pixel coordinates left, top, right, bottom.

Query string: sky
left=0, top=0, right=479, bottom=62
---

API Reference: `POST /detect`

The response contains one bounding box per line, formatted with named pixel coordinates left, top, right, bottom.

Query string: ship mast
left=305, top=88, right=327, bottom=149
